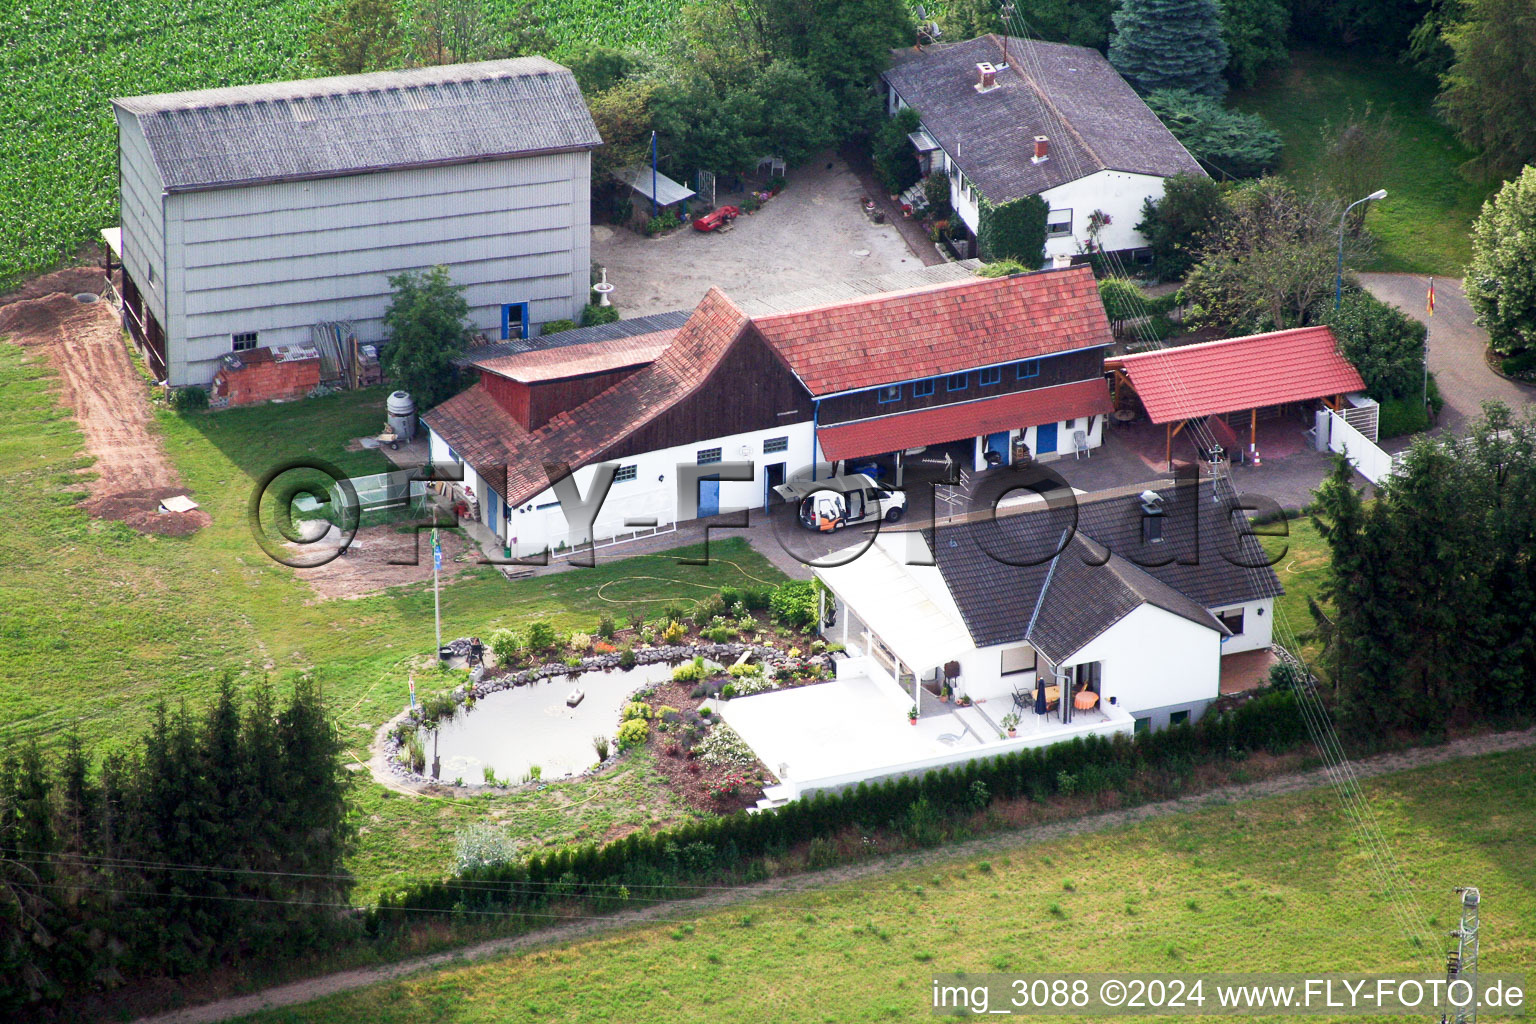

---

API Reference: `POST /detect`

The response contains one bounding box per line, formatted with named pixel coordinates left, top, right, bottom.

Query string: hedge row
left=371, top=689, right=1306, bottom=927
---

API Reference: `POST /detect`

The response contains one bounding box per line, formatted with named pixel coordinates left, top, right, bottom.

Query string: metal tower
left=1447, top=887, right=1480, bottom=1024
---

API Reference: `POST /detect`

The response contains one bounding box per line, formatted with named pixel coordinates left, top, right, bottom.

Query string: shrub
left=487, top=628, right=523, bottom=665
left=660, top=620, right=688, bottom=645
left=592, top=734, right=611, bottom=761
left=616, top=718, right=649, bottom=749
left=977, top=194, right=1049, bottom=266
left=453, top=822, right=518, bottom=873
left=719, top=683, right=737, bottom=700
left=523, top=620, right=560, bottom=654
left=581, top=303, right=620, bottom=327
left=769, top=580, right=822, bottom=630
left=568, top=631, right=592, bottom=654
left=704, top=625, right=737, bottom=643
left=618, top=645, right=637, bottom=670
left=170, top=385, right=209, bottom=411
left=540, top=319, right=577, bottom=336
left=694, top=722, right=756, bottom=770
left=742, top=194, right=762, bottom=213
left=922, top=174, right=951, bottom=217
left=976, top=258, right=1031, bottom=278
left=1322, top=289, right=1428, bottom=401
left=596, top=615, right=617, bottom=639
left=622, top=701, right=653, bottom=722
left=672, top=657, right=707, bottom=683
left=1501, top=349, right=1536, bottom=381
left=1378, top=397, right=1431, bottom=439
left=627, top=610, right=646, bottom=630
left=872, top=107, right=922, bottom=194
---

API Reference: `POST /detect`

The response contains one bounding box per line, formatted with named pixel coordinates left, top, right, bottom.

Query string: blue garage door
left=698, top=476, right=720, bottom=518
left=1035, top=422, right=1058, bottom=454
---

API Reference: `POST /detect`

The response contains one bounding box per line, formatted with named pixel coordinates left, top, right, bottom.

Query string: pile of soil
left=81, top=487, right=212, bottom=536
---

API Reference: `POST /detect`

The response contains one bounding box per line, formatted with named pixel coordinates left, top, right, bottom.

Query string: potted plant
left=908, top=704, right=919, bottom=725
left=957, top=694, right=973, bottom=707
left=940, top=682, right=951, bottom=703
left=1001, top=711, right=1020, bottom=738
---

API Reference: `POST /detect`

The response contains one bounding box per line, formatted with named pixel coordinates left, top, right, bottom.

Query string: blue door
left=1035, top=422, right=1058, bottom=454
left=984, top=431, right=1011, bottom=467
left=698, top=476, right=720, bottom=518
left=500, top=302, right=529, bottom=340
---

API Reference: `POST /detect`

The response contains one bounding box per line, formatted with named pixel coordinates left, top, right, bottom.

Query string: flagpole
left=1424, top=278, right=1433, bottom=413
left=432, top=527, right=442, bottom=654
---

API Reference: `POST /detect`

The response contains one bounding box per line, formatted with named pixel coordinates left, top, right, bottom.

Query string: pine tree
left=1109, top=0, right=1230, bottom=97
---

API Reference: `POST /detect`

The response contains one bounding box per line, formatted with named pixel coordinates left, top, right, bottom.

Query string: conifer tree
left=1109, top=0, right=1230, bottom=97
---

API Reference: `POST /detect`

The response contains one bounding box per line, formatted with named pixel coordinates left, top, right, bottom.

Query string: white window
left=1047, top=209, right=1073, bottom=237
left=232, top=331, right=259, bottom=352
left=696, top=447, right=722, bottom=465
left=877, top=384, right=901, bottom=404
left=1218, top=609, right=1245, bottom=635
left=763, top=436, right=789, bottom=453
left=614, top=465, right=637, bottom=482
left=1001, top=645, right=1036, bottom=675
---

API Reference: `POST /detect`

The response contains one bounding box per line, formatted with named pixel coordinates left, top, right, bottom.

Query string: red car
left=693, top=205, right=740, bottom=232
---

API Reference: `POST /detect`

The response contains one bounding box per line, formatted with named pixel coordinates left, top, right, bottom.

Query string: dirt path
left=0, top=271, right=208, bottom=535
left=130, top=726, right=1536, bottom=1024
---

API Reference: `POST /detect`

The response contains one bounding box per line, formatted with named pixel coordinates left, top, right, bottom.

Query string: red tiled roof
left=475, top=331, right=674, bottom=383
left=752, top=266, right=1112, bottom=396
left=423, top=288, right=750, bottom=506
left=1116, top=326, right=1364, bottom=424
left=817, top=377, right=1112, bottom=461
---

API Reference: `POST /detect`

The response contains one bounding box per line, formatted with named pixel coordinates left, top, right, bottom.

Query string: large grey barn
left=108, top=58, right=602, bottom=388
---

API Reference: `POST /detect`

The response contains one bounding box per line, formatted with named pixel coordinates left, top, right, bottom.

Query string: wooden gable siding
left=601, top=328, right=813, bottom=462
left=482, top=365, right=649, bottom=430
left=816, top=346, right=1106, bottom=426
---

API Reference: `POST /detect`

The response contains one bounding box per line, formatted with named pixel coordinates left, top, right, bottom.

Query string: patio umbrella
left=1034, top=677, right=1047, bottom=715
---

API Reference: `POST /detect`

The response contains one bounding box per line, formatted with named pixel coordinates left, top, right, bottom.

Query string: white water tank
left=386, top=391, right=417, bottom=441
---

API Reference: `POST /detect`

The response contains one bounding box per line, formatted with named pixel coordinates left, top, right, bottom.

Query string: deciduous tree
left=1437, top=0, right=1536, bottom=177
left=383, top=266, right=469, bottom=408
left=1465, top=165, right=1536, bottom=356
left=1315, top=103, right=1395, bottom=235
left=1135, top=171, right=1225, bottom=280
left=308, top=0, right=406, bottom=75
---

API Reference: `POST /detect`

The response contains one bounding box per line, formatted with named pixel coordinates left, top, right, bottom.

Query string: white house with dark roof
left=880, top=35, right=1206, bottom=262
left=108, top=57, right=602, bottom=387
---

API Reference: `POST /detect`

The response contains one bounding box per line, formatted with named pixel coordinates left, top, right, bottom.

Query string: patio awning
left=816, top=378, right=1112, bottom=461
left=816, top=536, right=973, bottom=673
left=619, top=166, right=696, bottom=207
left=907, top=129, right=941, bottom=153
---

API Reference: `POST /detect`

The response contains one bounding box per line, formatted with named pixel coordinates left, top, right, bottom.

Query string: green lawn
left=1232, top=49, right=1499, bottom=277
left=0, top=339, right=787, bottom=898
left=240, top=745, right=1536, bottom=1023
left=1260, top=514, right=1331, bottom=669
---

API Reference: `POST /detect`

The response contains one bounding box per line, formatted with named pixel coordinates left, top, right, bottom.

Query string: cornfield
left=0, top=0, right=683, bottom=290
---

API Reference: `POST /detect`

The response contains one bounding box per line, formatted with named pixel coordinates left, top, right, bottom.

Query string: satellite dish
left=928, top=22, right=943, bottom=39
left=915, top=4, right=927, bottom=18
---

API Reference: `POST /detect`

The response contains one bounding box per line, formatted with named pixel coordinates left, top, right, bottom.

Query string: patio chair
left=1072, top=429, right=1090, bottom=459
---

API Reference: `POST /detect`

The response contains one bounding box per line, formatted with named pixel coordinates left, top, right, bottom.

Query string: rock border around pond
left=379, top=642, right=838, bottom=793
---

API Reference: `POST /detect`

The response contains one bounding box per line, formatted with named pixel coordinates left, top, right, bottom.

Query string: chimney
left=1052, top=253, right=1073, bottom=269
left=1032, top=135, right=1050, bottom=163
left=975, top=62, right=997, bottom=92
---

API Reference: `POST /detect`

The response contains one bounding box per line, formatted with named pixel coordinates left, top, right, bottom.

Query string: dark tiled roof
left=423, top=288, right=751, bottom=508
left=1024, top=535, right=1228, bottom=665
left=933, top=479, right=1282, bottom=656
left=114, top=57, right=602, bottom=193
left=882, top=35, right=1204, bottom=204
left=752, top=265, right=1111, bottom=396
left=1115, top=326, right=1366, bottom=424
left=457, top=310, right=692, bottom=367
left=817, top=378, right=1111, bottom=461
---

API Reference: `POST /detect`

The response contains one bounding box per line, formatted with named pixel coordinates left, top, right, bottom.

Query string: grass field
left=1232, top=49, right=1499, bottom=278
left=0, top=339, right=786, bottom=898
left=239, top=745, right=1536, bottom=1023
left=0, top=0, right=684, bottom=289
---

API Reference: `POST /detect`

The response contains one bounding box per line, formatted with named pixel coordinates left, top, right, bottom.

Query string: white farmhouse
left=107, top=58, right=602, bottom=388
left=880, top=35, right=1206, bottom=264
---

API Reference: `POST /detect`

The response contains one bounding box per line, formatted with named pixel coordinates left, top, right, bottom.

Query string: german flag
left=1427, top=277, right=1435, bottom=317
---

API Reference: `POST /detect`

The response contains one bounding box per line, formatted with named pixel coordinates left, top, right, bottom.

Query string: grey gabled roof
left=932, top=479, right=1281, bottom=658
left=113, top=57, right=602, bottom=193
left=452, top=310, right=692, bottom=367
left=882, top=35, right=1204, bottom=205
left=620, top=167, right=697, bottom=207
left=1024, top=534, right=1228, bottom=666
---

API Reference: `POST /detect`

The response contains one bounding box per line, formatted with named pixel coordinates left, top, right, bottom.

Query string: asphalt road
left=1358, top=273, right=1535, bottom=434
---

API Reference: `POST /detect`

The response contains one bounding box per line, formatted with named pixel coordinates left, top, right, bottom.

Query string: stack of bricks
left=211, top=346, right=321, bottom=407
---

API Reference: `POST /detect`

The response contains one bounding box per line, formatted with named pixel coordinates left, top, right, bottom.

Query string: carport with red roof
left=1107, top=326, right=1366, bottom=469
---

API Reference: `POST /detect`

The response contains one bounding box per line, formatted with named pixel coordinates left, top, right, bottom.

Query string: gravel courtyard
left=591, top=152, right=927, bottom=316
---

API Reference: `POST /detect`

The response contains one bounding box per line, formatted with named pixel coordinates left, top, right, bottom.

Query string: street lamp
left=1335, top=189, right=1388, bottom=309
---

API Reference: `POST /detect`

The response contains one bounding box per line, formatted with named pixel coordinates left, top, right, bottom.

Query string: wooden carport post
left=1250, top=407, right=1258, bottom=452
left=1165, top=419, right=1187, bottom=471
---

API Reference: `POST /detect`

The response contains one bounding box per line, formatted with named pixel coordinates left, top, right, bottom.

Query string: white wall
left=434, top=420, right=815, bottom=556
left=1324, top=408, right=1401, bottom=485
left=115, top=113, right=167, bottom=326
left=967, top=414, right=1105, bottom=470
left=155, top=152, right=592, bottom=386
left=1211, top=598, right=1275, bottom=656
left=1039, top=170, right=1166, bottom=261
left=1067, top=603, right=1222, bottom=717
